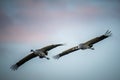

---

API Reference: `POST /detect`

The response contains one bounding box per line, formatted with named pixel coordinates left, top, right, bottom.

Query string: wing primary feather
left=105, top=30, right=109, bottom=34
left=104, top=30, right=112, bottom=37
left=10, top=64, right=19, bottom=71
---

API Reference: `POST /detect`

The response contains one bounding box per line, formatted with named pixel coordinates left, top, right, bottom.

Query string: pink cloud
left=1, top=0, right=115, bottom=43
left=0, top=25, right=49, bottom=43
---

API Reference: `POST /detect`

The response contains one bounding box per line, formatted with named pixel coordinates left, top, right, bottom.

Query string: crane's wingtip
left=53, top=55, right=60, bottom=59
left=105, top=30, right=112, bottom=37
left=10, top=64, right=18, bottom=71
left=58, top=44, right=66, bottom=46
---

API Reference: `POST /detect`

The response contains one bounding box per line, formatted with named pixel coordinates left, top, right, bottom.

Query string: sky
left=0, top=0, right=120, bottom=80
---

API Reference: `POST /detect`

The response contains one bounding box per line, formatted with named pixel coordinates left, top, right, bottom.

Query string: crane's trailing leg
left=44, top=56, right=50, bottom=60
left=90, top=47, right=94, bottom=50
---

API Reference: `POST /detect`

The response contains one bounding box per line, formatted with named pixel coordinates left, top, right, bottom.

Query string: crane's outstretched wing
left=38, top=44, right=64, bottom=55
left=10, top=53, right=37, bottom=70
left=53, top=46, right=79, bottom=59
left=83, top=30, right=112, bottom=46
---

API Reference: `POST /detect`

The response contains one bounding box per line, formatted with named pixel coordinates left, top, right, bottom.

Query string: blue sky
left=0, top=0, right=120, bottom=80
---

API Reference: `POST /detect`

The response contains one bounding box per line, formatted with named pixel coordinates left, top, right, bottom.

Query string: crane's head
left=30, top=49, right=34, bottom=52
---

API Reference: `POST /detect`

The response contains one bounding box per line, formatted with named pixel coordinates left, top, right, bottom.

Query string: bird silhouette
left=10, top=44, right=64, bottom=70
left=53, top=30, right=112, bottom=59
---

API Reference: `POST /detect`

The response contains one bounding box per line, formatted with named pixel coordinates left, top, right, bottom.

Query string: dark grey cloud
left=0, top=10, right=12, bottom=28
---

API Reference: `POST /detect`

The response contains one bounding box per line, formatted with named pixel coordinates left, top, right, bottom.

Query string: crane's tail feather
left=53, top=55, right=60, bottom=59
left=10, top=64, right=19, bottom=71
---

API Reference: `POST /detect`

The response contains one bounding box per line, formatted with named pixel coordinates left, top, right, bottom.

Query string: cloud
left=0, top=25, right=50, bottom=43
left=0, top=0, right=120, bottom=43
left=0, top=9, right=13, bottom=31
